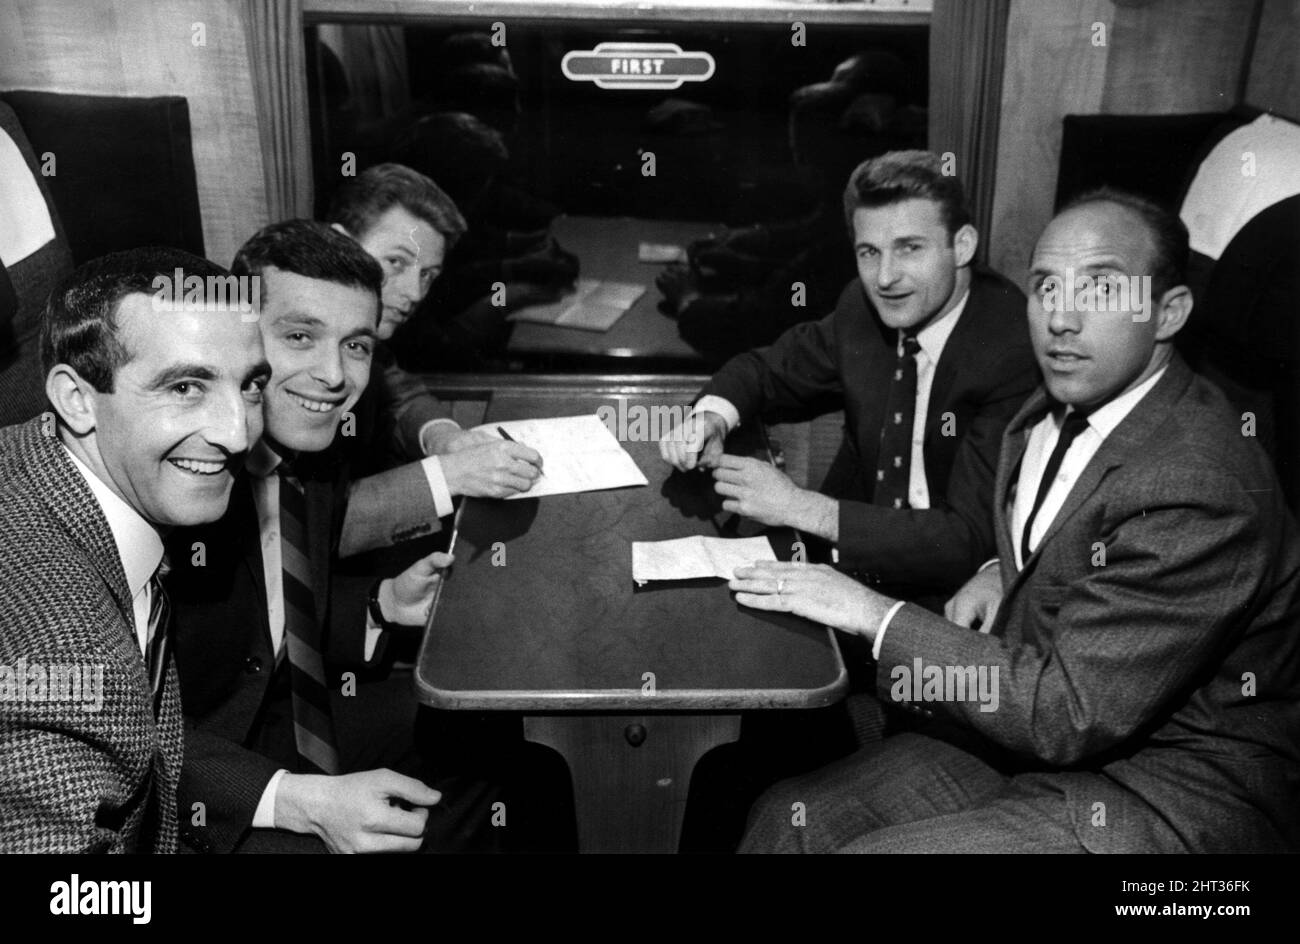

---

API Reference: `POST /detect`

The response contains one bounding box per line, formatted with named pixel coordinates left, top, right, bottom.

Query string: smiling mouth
left=168, top=458, right=230, bottom=476
left=1047, top=350, right=1088, bottom=362
left=286, top=391, right=344, bottom=414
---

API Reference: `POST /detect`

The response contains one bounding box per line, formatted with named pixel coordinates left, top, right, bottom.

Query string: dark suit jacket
left=0, top=418, right=182, bottom=853
left=702, top=269, right=1036, bottom=594
left=879, top=355, right=1300, bottom=852
left=166, top=460, right=380, bottom=854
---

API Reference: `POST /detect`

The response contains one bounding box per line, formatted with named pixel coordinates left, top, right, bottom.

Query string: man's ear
left=1153, top=284, right=1193, bottom=342
left=953, top=224, right=979, bottom=268
left=45, top=364, right=100, bottom=436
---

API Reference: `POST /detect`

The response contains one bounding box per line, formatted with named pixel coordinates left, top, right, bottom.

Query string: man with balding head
left=733, top=189, right=1300, bottom=853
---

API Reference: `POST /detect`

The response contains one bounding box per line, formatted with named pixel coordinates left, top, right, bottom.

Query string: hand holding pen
left=498, top=426, right=545, bottom=479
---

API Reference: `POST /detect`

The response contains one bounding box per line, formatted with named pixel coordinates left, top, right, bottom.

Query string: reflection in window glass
left=307, top=19, right=927, bottom=374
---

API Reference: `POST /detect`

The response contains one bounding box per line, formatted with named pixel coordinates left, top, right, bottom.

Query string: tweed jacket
left=0, top=417, right=183, bottom=853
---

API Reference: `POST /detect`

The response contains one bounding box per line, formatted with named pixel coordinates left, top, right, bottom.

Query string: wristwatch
left=367, top=579, right=399, bottom=630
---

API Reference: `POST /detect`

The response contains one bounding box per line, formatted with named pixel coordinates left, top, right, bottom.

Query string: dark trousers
left=233, top=668, right=575, bottom=853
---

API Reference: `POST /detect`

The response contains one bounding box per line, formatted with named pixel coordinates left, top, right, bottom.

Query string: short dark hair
left=434, top=64, right=520, bottom=135
left=231, top=219, right=383, bottom=316
left=40, top=247, right=229, bottom=393
left=842, top=149, right=971, bottom=237
left=327, top=163, right=467, bottom=251
left=392, top=112, right=508, bottom=208
left=436, top=31, right=512, bottom=75
left=1060, top=187, right=1189, bottom=297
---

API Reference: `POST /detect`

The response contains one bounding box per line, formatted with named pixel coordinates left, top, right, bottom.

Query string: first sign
left=561, top=42, right=716, bottom=90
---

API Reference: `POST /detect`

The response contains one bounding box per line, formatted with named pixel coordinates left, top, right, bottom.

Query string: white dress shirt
left=1011, top=365, right=1168, bottom=569
left=63, top=446, right=164, bottom=654
left=417, top=419, right=461, bottom=518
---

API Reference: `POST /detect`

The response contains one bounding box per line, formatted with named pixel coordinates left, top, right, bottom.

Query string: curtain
left=243, top=0, right=313, bottom=221
left=317, top=23, right=411, bottom=119
left=928, top=0, right=1011, bottom=263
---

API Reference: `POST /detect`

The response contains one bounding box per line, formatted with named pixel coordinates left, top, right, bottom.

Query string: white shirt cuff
left=252, top=769, right=289, bottom=828
left=364, top=604, right=385, bottom=661
left=418, top=418, right=463, bottom=455
left=692, top=395, right=740, bottom=433
left=872, top=600, right=907, bottom=661
left=420, top=456, right=456, bottom=518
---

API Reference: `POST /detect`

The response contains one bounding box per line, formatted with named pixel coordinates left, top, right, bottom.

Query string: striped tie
left=145, top=564, right=171, bottom=718
left=277, top=465, right=341, bottom=775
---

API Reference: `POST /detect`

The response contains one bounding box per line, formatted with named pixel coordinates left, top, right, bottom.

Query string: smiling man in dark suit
left=733, top=189, right=1300, bottom=853
left=166, top=221, right=492, bottom=854
left=0, top=248, right=268, bottom=852
left=661, top=150, right=1037, bottom=601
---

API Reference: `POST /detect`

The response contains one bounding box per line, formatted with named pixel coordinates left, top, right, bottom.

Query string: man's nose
left=397, top=268, right=421, bottom=304
left=1046, top=295, right=1082, bottom=335
left=310, top=349, right=346, bottom=389
left=206, top=388, right=253, bottom=455
left=875, top=253, right=899, bottom=288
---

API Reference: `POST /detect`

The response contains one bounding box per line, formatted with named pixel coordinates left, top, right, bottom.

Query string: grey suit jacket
left=0, top=417, right=183, bottom=853
left=340, top=460, right=444, bottom=558
left=878, top=355, right=1300, bottom=852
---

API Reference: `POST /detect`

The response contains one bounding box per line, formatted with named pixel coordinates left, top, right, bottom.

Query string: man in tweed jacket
left=0, top=248, right=268, bottom=852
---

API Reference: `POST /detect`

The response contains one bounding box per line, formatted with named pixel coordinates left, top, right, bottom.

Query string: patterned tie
left=145, top=563, right=171, bottom=718
left=277, top=464, right=342, bottom=775
left=873, top=332, right=922, bottom=510
left=1019, top=408, right=1091, bottom=563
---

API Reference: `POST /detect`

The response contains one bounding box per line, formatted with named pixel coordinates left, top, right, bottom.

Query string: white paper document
left=508, top=278, right=646, bottom=332
left=475, top=414, right=648, bottom=500
left=631, top=536, right=777, bottom=585
left=638, top=242, right=687, bottom=264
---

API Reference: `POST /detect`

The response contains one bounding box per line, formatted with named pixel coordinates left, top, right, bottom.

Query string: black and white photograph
left=0, top=0, right=1297, bottom=917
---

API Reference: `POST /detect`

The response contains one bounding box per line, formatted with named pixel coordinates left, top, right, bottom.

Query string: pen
left=498, top=426, right=544, bottom=476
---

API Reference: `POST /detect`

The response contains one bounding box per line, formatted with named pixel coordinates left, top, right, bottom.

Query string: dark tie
left=145, top=564, right=171, bottom=717
left=277, top=465, right=342, bottom=775
left=1019, top=409, right=1091, bottom=563
left=872, top=332, right=922, bottom=510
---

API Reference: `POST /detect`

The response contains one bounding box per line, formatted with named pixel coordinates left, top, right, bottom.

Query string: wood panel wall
left=1247, top=0, right=1300, bottom=119
left=0, top=0, right=268, bottom=265
left=987, top=0, right=1282, bottom=281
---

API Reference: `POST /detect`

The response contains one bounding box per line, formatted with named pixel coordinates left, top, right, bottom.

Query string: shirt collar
left=910, top=287, right=970, bottom=361
left=245, top=437, right=283, bottom=478
left=62, top=445, right=164, bottom=599
left=1073, top=364, right=1169, bottom=439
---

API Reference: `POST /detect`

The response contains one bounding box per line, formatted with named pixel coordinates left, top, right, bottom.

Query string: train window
left=305, top=5, right=929, bottom=373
